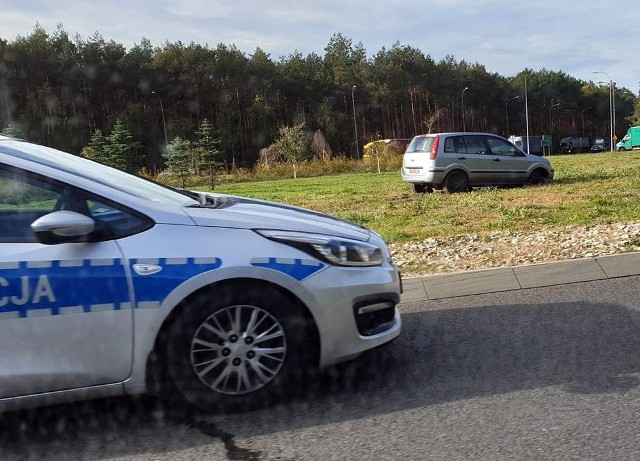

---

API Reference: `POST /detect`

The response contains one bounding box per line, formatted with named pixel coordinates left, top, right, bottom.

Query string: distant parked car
left=401, top=132, right=554, bottom=193
left=508, top=136, right=543, bottom=156
left=560, top=136, right=590, bottom=153
left=591, top=137, right=610, bottom=152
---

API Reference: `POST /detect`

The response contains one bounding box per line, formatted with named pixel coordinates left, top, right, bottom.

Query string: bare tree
left=311, top=130, right=333, bottom=160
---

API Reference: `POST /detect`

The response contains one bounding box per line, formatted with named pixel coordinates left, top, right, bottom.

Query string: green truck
left=616, top=126, right=640, bottom=151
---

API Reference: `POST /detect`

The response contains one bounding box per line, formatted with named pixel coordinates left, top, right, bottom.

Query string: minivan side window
left=461, top=136, right=487, bottom=155
left=486, top=136, right=517, bottom=156
left=444, top=137, right=456, bottom=153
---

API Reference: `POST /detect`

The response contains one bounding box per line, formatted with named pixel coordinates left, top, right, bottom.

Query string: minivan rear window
left=406, top=136, right=435, bottom=153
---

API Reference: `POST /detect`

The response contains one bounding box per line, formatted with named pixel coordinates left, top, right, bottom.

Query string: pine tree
left=81, top=129, right=108, bottom=162
left=105, top=119, right=142, bottom=173
left=164, top=136, right=192, bottom=187
left=195, top=119, right=224, bottom=189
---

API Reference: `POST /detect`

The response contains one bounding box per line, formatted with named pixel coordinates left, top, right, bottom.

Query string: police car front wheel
left=164, top=284, right=311, bottom=412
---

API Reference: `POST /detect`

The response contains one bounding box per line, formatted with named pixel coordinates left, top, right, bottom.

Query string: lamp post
left=151, top=91, right=168, bottom=147
left=505, top=95, right=519, bottom=137
left=524, top=75, right=531, bottom=154
left=549, top=103, right=560, bottom=135
left=594, top=71, right=614, bottom=152
left=461, top=87, right=469, bottom=132
left=581, top=106, right=592, bottom=139
left=612, top=81, right=616, bottom=147
left=351, top=85, right=359, bottom=160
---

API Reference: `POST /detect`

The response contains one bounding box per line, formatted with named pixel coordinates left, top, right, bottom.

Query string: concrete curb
left=400, top=252, right=640, bottom=303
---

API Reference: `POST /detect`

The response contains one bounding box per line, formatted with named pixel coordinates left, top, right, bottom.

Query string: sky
left=1, top=0, right=639, bottom=94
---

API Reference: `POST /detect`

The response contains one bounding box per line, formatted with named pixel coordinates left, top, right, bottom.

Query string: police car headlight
left=257, top=230, right=384, bottom=267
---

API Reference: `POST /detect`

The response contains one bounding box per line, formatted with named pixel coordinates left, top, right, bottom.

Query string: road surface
left=2, top=275, right=640, bottom=460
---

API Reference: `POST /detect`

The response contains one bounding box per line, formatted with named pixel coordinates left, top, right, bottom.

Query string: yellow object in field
left=363, top=139, right=412, bottom=159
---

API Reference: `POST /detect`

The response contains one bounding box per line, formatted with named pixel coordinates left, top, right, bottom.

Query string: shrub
left=152, top=153, right=401, bottom=188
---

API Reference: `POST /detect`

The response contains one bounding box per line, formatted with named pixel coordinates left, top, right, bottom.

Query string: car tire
left=412, top=183, right=433, bottom=194
left=526, top=169, right=547, bottom=186
left=443, top=170, right=469, bottom=193
left=164, top=283, right=312, bottom=412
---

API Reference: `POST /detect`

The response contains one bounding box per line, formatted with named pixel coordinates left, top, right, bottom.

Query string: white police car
left=0, top=135, right=401, bottom=412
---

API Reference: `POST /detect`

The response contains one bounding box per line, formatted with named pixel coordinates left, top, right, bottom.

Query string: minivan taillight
left=430, top=135, right=440, bottom=160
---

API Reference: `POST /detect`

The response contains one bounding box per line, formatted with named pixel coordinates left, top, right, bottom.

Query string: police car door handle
left=493, top=158, right=502, bottom=162
left=457, top=156, right=467, bottom=160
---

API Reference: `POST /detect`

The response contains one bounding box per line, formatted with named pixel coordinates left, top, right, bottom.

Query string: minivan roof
left=412, top=132, right=500, bottom=137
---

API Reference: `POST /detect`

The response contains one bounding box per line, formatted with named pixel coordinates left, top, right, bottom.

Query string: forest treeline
left=1, top=24, right=639, bottom=172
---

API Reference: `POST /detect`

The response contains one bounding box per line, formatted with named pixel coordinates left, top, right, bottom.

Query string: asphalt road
left=3, top=275, right=640, bottom=460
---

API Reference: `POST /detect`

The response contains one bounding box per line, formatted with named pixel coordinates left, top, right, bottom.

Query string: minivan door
left=447, top=135, right=494, bottom=185
left=485, top=135, right=530, bottom=184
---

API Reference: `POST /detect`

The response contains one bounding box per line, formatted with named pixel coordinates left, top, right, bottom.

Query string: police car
left=0, top=135, right=401, bottom=412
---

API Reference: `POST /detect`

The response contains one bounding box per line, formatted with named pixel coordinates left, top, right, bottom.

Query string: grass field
left=201, top=151, right=640, bottom=244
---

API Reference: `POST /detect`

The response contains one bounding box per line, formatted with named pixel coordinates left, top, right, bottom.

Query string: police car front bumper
left=301, top=264, right=402, bottom=368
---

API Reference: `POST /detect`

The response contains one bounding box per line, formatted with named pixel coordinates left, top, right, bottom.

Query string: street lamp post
left=581, top=106, right=592, bottom=139
left=505, top=95, right=520, bottom=137
left=594, top=71, right=614, bottom=152
left=351, top=85, right=359, bottom=160
left=151, top=91, right=168, bottom=147
left=549, top=103, right=560, bottom=135
left=612, top=81, right=616, bottom=147
left=461, top=87, right=469, bottom=132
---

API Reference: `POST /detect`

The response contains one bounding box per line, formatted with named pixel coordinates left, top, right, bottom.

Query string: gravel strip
left=389, top=221, right=640, bottom=277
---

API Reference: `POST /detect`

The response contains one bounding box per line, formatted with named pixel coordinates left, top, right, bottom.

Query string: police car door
left=0, top=167, right=135, bottom=398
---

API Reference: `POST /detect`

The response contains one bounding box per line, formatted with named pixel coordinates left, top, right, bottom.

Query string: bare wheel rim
left=190, top=304, right=287, bottom=395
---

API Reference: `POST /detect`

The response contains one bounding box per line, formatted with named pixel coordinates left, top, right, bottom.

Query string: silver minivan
left=401, top=132, right=554, bottom=193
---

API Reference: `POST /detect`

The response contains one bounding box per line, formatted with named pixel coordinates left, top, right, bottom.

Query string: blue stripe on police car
left=0, top=257, right=222, bottom=318
left=250, top=257, right=325, bottom=281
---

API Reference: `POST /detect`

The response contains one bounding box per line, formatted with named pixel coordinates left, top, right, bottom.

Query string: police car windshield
left=1, top=140, right=198, bottom=206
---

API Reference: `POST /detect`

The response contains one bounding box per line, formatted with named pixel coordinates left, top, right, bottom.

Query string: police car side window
left=86, top=197, right=153, bottom=239
left=0, top=168, right=63, bottom=242
left=0, top=167, right=152, bottom=243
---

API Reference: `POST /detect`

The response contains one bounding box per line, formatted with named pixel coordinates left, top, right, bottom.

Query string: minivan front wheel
left=526, top=169, right=548, bottom=186
left=443, top=170, right=469, bottom=193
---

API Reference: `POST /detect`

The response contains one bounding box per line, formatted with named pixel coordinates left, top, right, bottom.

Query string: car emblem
left=132, top=264, right=163, bottom=276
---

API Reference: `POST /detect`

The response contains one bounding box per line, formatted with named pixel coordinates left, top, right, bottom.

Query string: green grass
left=200, top=151, right=640, bottom=244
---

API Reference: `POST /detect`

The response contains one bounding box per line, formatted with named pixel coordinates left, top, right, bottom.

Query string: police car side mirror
left=31, top=211, right=96, bottom=245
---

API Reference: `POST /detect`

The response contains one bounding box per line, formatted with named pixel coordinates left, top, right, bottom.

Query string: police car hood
left=182, top=193, right=372, bottom=241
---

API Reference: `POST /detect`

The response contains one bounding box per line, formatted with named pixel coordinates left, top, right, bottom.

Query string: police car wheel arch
left=164, top=281, right=312, bottom=410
